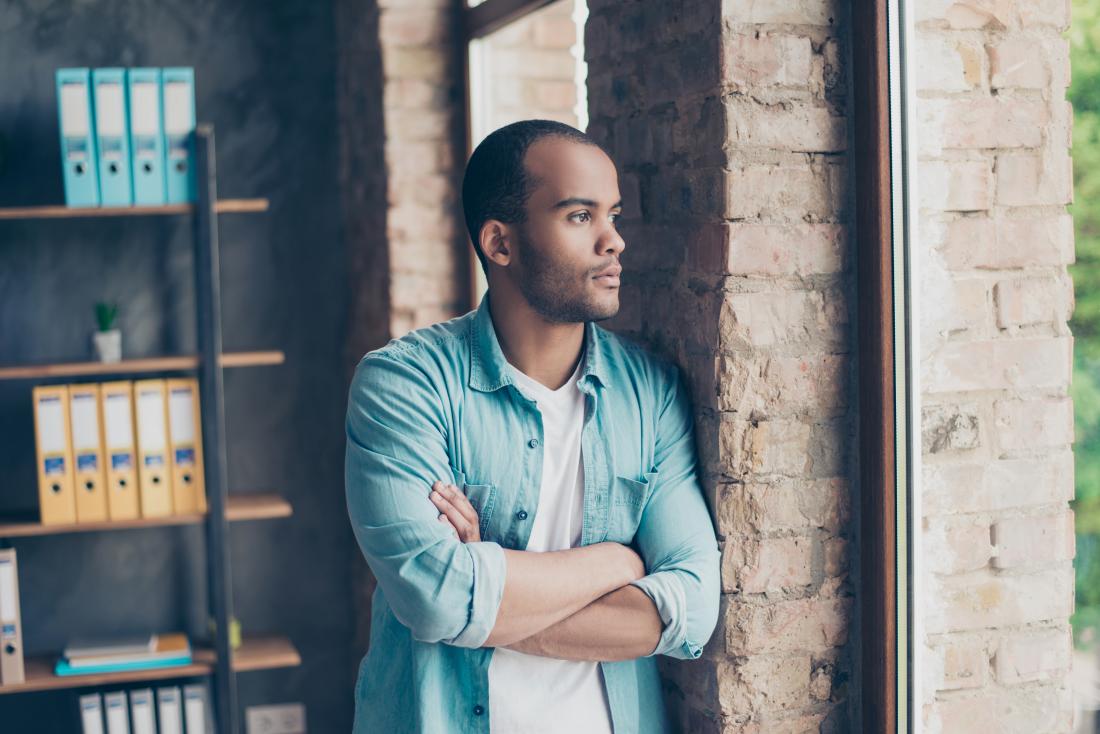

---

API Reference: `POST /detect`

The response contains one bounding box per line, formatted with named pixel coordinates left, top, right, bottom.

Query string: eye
left=610, top=211, right=621, bottom=223
left=570, top=211, right=592, bottom=223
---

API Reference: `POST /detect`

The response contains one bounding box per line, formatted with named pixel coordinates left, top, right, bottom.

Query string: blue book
left=55, top=654, right=192, bottom=677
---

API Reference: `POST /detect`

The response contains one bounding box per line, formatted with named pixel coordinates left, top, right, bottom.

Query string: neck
left=487, top=286, right=585, bottom=392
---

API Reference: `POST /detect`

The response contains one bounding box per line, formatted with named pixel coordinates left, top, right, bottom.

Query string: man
left=345, top=119, right=720, bottom=733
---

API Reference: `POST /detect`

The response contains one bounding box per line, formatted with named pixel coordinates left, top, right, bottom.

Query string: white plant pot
left=93, top=329, right=122, bottom=363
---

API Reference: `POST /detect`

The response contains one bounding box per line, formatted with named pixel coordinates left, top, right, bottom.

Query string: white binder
left=157, top=686, right=183, bottom=734
left=79, top=693, right=106, bottom=734
left=183, top=683, right=210, bottom=734
left=129, top=688, right=156, bottom=734
left=0, top=549, right=24, bottom=685
left=103, top=690, right=130, bottom=734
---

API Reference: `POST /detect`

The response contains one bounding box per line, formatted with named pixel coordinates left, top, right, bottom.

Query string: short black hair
left=461, top=119, right=606, bottom=275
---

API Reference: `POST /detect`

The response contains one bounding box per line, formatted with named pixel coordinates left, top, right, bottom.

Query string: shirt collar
left=468, top=289, right=608, bottom=393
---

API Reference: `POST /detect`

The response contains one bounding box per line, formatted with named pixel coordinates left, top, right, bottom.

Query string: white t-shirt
left=487, top=353, right=614, bottom=734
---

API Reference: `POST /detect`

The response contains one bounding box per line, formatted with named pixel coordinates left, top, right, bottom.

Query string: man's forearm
left=500, top=584, right=663, bottom=662
left=482, top=542, right=643, bottom=648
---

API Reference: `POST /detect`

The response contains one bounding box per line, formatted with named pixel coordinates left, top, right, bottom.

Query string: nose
left=599, top=222, right=625, bottom=257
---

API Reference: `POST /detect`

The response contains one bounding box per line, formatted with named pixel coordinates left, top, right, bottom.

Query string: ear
left=480, top=219, right=513, bottom=268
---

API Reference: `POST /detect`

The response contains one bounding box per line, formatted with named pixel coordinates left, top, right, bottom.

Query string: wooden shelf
left=0, top=492, right=292, bottom=538
left=225, top=493, right=294, bottom=522
left=0, top=635, right=299, bottom=695
left=228, top=635, right=301, bottom=673
left=0, top=350, right=284, bottom=381
left=0, top=199, right=269, bottom=220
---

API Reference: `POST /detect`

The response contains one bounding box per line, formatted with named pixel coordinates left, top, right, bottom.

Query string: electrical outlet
left=245, top=703, right=307, bottom=734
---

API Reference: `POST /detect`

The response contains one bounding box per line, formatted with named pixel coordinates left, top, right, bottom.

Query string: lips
left=594, top=270, right=621, bottom=287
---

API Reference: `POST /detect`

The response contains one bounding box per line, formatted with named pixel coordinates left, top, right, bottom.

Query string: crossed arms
left=344, top=352, right=721, bottom=663
left=429, top=477, right=664, bottom=660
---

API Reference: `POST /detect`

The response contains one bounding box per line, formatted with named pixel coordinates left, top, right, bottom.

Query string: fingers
left=432, top=481, right=479, bottom=526
left=430, top=481, right=481, bottom=542
left=430, top=483, right=473, bottom=537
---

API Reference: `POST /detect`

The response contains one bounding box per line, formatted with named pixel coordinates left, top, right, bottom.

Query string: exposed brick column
left=914, top=3, right=1076, bottom=731
left=379, top=0, right=470, bottom=335
left=586, top=1, right=856, bottom=730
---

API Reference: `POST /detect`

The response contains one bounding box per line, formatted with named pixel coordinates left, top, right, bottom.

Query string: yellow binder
left=166, top=378, right=206, bottom=514
left=134, top=379, right=173, bottom=517
left=32, top=385, right=77, bottom=525
left=67, top=383, right=109, bottom=523
left=100, top=381, right=140, bottom=520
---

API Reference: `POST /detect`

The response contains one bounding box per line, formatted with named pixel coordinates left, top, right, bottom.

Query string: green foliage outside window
left=1069, top=0, right=1100, bottom=648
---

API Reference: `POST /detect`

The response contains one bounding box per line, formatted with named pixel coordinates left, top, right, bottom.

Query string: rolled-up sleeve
left=345, top=351, right=506, bottom=648
left=628, top=362, right=721, bottom=660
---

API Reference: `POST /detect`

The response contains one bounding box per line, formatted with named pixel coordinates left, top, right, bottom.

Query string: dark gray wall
left=0, top=1, right=357, bottom=730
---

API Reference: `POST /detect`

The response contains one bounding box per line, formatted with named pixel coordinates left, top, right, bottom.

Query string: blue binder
left=92, top=68, right=134, bottom=206
left=127, top=68, right=167, bottom=205
left=55, top=68, right=99, bottom=207
left=161, top=67, right=196, bottom=203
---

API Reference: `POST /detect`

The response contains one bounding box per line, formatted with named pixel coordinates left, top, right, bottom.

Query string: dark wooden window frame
left=459, top=1, right=912, bottom=730
left=854, top=1, right=912, bottom=732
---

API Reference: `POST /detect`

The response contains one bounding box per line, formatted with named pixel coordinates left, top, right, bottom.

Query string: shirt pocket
left=605, top=468, right=659, bottom=543
left=450, top=466, right=499, bottom=540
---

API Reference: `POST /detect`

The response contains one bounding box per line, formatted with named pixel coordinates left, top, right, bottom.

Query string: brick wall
left=378, top=0, right=469, bottom=335
left=915, top=3, right=1076, bottom=732
left=586, top=1, right=856, bottom=730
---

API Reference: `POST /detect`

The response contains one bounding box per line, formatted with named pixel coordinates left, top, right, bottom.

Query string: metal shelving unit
left=0, top=124, right=293, bottom=734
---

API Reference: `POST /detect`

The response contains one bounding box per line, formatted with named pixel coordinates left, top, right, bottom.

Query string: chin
left=589, top=297, right=620, bottom=322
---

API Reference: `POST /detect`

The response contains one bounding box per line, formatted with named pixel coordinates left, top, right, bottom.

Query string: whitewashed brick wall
left=916, top=2, right=1076, bottom=732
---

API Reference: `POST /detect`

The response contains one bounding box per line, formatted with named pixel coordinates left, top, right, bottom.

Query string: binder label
left=65, top=139, right=90, bottom=160
left=111, top=453, right=133, bottom=470
left=77, top=453, right=98, bottom=471
left=43, top=456, right=65, bottom=475
left=144, top=455, right=165, bottom=467
left=174, top=448, right=195, bottom=466
left=60, top=82, right=91, bottom=140
left=99, top=138, right=123, bottom=159
left=2, top=624, right=14, bottom=637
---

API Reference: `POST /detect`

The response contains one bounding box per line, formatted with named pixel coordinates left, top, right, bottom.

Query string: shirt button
left=473, top=704, right=484, bottom=716
left=527, top=438, right=539, bottom=448
left=516, top=509, right=528, bottom=521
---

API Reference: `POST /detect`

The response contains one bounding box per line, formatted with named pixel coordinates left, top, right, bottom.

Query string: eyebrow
left=550, top=197, right=624, bottom=211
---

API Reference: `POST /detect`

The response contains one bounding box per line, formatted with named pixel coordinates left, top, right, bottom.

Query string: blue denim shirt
left=345, top=290, right=721, bottom=733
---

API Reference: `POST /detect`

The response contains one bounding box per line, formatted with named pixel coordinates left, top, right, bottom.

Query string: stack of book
left=55, top=632, right=192, bottom=676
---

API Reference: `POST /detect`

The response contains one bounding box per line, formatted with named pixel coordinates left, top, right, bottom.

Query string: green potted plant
left=93, top=301, right=121, bottom=362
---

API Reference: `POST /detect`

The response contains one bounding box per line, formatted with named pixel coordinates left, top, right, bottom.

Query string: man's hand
left=430, top=480, right=481, bottom=543
left=430, top=480, right=648, bottom=583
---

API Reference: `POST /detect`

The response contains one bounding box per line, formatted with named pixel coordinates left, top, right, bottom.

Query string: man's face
left=505, top=137, right=626, bottom=324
